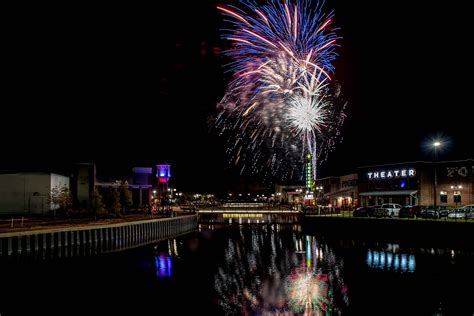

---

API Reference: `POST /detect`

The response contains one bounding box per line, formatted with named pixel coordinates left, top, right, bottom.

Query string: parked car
left=448, top=205, right=474, bottom=220
left=399, top=205, right=422, bottom=218
left=447, top=208, right=467, bottom=219
left=420, top=206, right=440, bottom=219
left=462, top=204, right=474, bottom=211
left=438, top=206, right=451, bottom=218
left=353, top=205, right=377, bottom=217
left=373, top=203, right=402, bottom=218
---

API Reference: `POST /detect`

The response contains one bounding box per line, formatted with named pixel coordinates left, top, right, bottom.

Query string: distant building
left=315, top=174, right=358, bottom=209
left=71, top=163, right=96, bottom=207
left=0, top=164, right=157, bottom=215
left=274, top=183, right=305, bottom=204
left=95, top=167, right=153, bottom=207
left=331, top=173, right=358, bottom=209
left=0, top=173, right=69, bottom=215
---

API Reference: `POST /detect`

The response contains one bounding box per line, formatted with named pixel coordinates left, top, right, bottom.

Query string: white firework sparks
left=286, top=95, right=328, bottom=135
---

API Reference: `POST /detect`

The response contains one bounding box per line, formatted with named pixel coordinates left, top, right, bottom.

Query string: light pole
left=315, top=186, right=323, bottom=214
left=295, top=188, right=303, bottom=210
left=433, top=141, right=441, bottom=209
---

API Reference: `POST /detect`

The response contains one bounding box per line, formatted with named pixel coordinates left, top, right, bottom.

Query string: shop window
left=453, top=191, right=461, bottom=203
left=440, top=191, right=447, bottom=203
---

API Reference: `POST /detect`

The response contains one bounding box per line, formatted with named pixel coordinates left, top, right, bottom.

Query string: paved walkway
left=0, top=213, right=173, bottom=234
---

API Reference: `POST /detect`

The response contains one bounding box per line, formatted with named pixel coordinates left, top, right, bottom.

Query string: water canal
left=1, top=222, right=472, bottom=315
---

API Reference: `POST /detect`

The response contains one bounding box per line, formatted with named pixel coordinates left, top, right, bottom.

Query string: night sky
left=3, top=1, right=473, bottom=193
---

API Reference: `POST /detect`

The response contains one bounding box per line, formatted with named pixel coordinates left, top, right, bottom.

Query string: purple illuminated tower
left=156, top=164, right=171, bottom=201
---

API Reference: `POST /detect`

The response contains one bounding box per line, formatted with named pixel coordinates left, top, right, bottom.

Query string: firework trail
left=216, top=0, right=346, bottom=182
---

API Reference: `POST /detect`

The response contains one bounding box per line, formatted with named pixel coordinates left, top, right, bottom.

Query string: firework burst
left=216, top=0, right=346, bottom=181
left=287, top=269, right=329, bottom=314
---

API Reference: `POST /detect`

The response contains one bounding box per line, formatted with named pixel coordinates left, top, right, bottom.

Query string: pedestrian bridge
left=196, top=203, right=302, bottom=214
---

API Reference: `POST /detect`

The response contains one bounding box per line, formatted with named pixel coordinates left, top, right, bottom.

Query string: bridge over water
left=196, top=203, right=302, bottom=224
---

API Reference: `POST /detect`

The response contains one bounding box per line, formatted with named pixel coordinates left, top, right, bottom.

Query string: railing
left=0, top=215, right=197, bottom=260
left=304, top=207, right=474, bottom=222
left=0, top=217, right=28, bottom=228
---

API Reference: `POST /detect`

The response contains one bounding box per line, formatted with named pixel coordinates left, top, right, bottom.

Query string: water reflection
left=366, top=250, right=416, bottom=273
left=213, top=226, right=349, bottom=314
left=152, top=238, right=179, bottom=278
left=154, top=254, right=172, bottom=278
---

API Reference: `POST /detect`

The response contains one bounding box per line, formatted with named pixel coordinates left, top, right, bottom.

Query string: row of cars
left=353, top=204, right=474, bottom=219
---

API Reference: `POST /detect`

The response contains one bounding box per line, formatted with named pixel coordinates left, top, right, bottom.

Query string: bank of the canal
left=0, top=214, right=197, bottom=260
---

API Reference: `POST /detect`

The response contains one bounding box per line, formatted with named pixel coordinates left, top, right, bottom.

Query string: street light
left=432, top=141, right=442, bottom=209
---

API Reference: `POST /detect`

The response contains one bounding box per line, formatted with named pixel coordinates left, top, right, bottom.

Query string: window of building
left=453, top=191, right=461, bottom=203
left=440, top=191, right=447, bottom=203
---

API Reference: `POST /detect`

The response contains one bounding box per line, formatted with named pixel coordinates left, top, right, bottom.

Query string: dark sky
left=3, top=1, right=473, bottom=193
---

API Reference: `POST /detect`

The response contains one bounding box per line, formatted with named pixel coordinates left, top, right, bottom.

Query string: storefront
left=358, top=159, right=473, bottom=207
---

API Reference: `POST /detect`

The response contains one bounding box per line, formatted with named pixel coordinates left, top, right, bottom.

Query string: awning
left=330, top=188, right=356, bottom=196
left=359, top=190, right=417, bottom=196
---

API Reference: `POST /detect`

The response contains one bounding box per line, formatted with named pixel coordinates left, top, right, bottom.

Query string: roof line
left=358, top=158, right=474, bottom=169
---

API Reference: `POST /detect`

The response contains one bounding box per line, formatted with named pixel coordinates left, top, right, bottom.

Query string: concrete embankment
left=0, top=215, right=197, bottom=260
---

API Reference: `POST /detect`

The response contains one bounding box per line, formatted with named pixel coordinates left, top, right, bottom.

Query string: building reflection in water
left=154, top=254, right=172, bottom=278
left=213, top=225, right=349, bottom=314
left=366, top=247, right=416, bottom=273
left=153, top=238, right=179, bottom=278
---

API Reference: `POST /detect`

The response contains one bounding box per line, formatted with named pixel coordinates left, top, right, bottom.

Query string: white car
left=374, top=203, right=402, bottom=217
left=448, top=205, right=474, bottom=219
left=447, top=208, right=467, bottom=219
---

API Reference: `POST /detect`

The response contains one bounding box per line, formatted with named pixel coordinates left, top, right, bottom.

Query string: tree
left=91, top=188, right=107, bottom=218
left=49, top=184, right=73, bottom=218
left=119, top=181, right=133, bottom=213
left=107, top=188, right=122, bottom=216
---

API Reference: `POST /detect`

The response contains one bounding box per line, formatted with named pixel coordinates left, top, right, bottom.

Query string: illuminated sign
left=305, top=154, right=312, bottom=190
left=367, top=168, right=416, bottom=180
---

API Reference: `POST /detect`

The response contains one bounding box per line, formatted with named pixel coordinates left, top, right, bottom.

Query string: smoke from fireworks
left=216, top=0, right=346, bottom=181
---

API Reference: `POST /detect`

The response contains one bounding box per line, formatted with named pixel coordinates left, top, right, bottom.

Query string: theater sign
left=367, top=168, right=416, bottom=180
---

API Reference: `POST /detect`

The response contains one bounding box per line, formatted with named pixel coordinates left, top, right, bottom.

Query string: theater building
left=358, top=159, right=474, bottom=207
